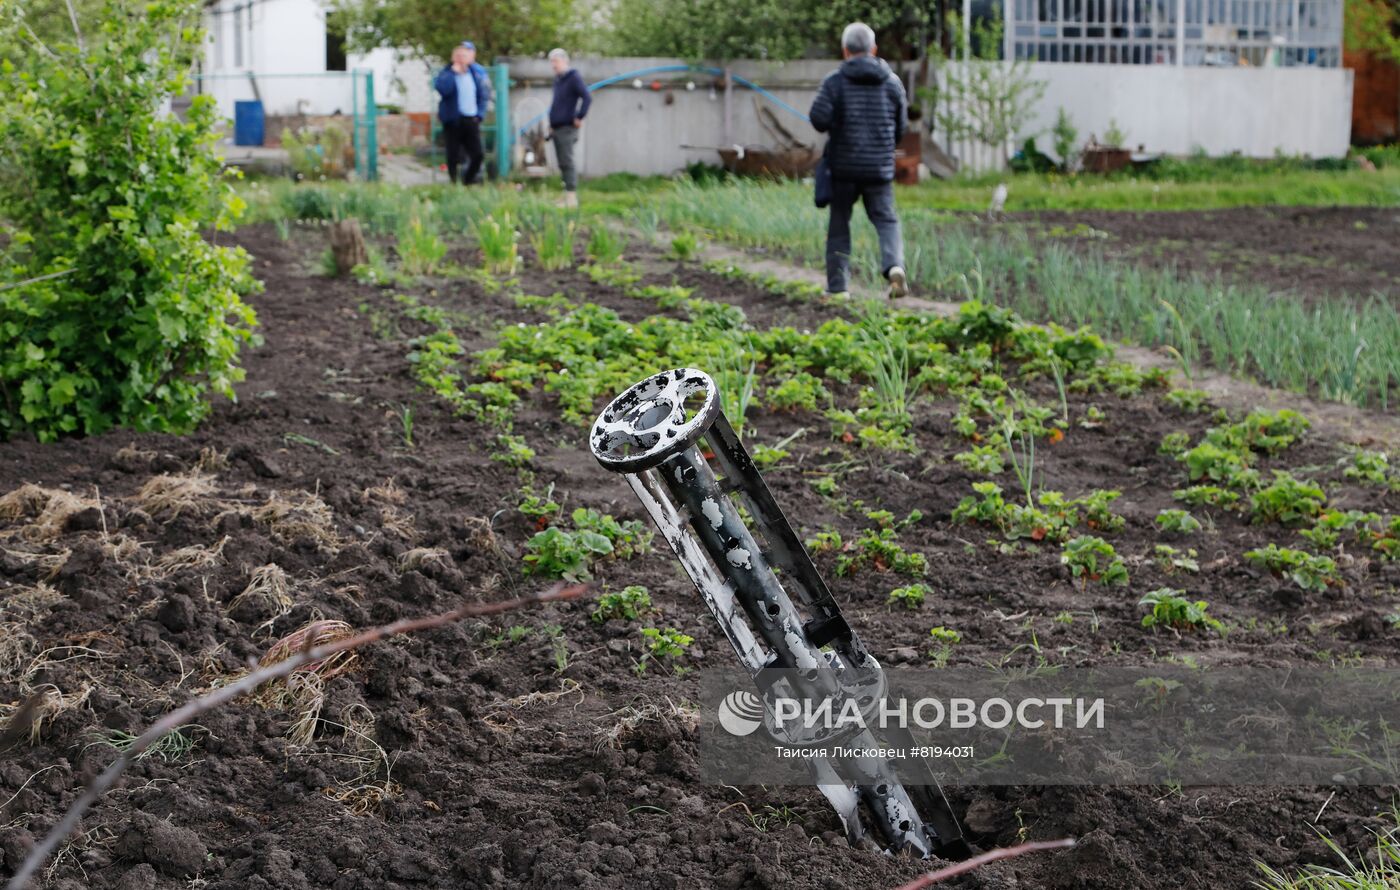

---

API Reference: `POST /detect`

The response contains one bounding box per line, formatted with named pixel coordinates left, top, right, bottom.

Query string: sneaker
left=887, top=266, right=908, bottom=299
left=825, top=291, right=851, bottom=300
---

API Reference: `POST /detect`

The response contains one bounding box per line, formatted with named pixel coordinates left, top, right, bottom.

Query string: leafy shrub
left=282, top=125, right=351, bottom=179
left=1061, top=535, right=1128, bottom=586
left=592, top=585, right=652, bottom=623
left=0, top=0, right=259, bottom=440
left=1140, top=588, right=1222, bottom=633
left=1244, top=544, right=1339, bottom=592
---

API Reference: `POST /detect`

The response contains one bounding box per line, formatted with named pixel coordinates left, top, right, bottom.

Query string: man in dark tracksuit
left=809, top=22, right=909, bottom=298
left=547, top=48, right=592, bottom=209
left=434, top=41, right=494, bottom=185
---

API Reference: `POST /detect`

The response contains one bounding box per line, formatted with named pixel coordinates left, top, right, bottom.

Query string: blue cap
left=461, top=40, right=476, bottom=50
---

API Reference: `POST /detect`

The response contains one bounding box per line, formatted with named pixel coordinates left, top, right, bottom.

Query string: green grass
left=901, top=167, right=1400, bottom=212
left=638, top=180, right=1400, bottom=410
left=1255, top=807, right=1400, bottom=889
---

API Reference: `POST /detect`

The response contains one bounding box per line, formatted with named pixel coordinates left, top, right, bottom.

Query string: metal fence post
left=493, top=63, right=511, bottom=178
left=365, top=70, right=378, bottom=181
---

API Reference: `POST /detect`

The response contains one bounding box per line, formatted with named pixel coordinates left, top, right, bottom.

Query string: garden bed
left=2, top=221, right=1398, bottom=890
left=1017, top=205, right=1400, bottom=308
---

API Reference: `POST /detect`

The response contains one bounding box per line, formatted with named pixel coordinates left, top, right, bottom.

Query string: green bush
left=0, top=0, right=259, bottom=440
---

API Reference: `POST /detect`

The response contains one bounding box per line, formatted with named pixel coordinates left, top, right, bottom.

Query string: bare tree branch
left=0, top=269, right=76, bottom=293
left=892, top=838, right=1077, bottom=890
left=63, top=0, right=85, bottom=54
left=4, top=582, right=586, bottom=890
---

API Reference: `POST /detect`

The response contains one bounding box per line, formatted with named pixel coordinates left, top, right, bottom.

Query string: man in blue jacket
left=434, top=41, right=494, bottom=185
left=547, top=48, right=591, bottom=208
left=809, top=23, right=909, bottom=298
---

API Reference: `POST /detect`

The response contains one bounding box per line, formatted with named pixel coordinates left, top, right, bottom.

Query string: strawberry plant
left=1061, top=535, right=1129, bottom=587
left=1140, top=588, right=1223, bottom=634
left=636, top=627, right=693, bottom=674
left=1173, top=485, right=1241, bottom=509
left=1155, top=509, right=1203, bottom=534
left=523, top=526, right=613, bottom=582
left=1159, top=432, right=1191, bottom=456
left=927, top=625, right=962, bottom=667
left=1372, top=517, right=1400, bottom=561
left=887, top=583, right=930, bottom=609
left=1244, top=544, right=1339, bottom=592
left=1249, top=472, right=1326, bottom=526
left=1080, top=490, right=1125, bottom=532
left=765, top=372, right=828, bottom=412
left=1164, top=388, right=1210, bottom=414
left=953, top=444, right=1005, bottom=475
left=1297, top=509, right=1380, bottom=550
left=1152, top=544, right=1200, bottom=574
left=0, top=0, right=259, bottom=440
left=1342, top=449, right=1397, bottom=490
left=1179, top=441, right=1253, bottom=484
left=592, top=586, right=653, bottom=623
left=570, top=508, right=652, bottom=559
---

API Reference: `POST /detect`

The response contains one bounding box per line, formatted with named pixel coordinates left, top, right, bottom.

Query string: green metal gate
left=429, top=63, right=511, bottom=180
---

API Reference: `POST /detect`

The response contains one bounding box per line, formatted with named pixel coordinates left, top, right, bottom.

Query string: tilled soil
left=2, top=224, right=1399, bottom=890
left=1015, top=206, right=1400, bottom=306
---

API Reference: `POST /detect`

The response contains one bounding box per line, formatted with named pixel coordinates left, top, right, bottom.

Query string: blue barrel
left=233, top=100, right=265, bottom=146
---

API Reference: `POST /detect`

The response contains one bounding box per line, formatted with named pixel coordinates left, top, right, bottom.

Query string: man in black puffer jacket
left=810, top=22, right=909, bottom=298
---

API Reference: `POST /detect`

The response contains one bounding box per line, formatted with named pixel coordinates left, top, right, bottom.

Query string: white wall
left=200, top=0, right=435, bottom=119
left=1029, top=63, right=1355, bottom=160
left=503, top=57, right=831, bottom=178
left=506, top=56, right=1353, bottom=178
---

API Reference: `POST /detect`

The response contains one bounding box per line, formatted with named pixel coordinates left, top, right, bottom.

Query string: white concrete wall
left=505, top=56, right=1353, bottom=178
left=502, top=57, right=832, bottom=178
left=1028, top=63, right=1355, bottom=160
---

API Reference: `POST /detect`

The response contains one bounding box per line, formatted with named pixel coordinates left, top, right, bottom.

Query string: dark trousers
left=826, top=179, right=904, bottom=293
left=444, top=117, right=483, bottom=185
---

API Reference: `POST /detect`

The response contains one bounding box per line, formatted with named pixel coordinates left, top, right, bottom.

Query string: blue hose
left=515, top=63, right=810, bottom=138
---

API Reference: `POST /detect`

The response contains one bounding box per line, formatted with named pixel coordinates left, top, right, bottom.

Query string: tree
left=931, top=12, right=1046, bottom=163
left=1346, top=0, right=1400, bottom=65
left=0, top=0, right=259, bottom=440
left=333, top=0, right=574, bottom=62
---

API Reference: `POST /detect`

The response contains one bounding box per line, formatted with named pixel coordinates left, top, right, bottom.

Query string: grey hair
left=547, top=47, right=570, bottom=62
left=841, top=22, right=875, bottom=54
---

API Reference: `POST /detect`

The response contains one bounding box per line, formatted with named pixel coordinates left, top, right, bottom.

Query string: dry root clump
left=131, top=472, right=217, bottom=519
left=593, top=699, right=699, bottom=752
left=483, top=678, right=584, bottom=732
left=226, top=564, right=295, bottom=633
left=0, top=485, right=99, bottom=543
left=398, top=547, right=449, bottom=573
left=256, top=620, right=358, bottom=744
left=0, top=484, right=53, bottom=524
left=252, top=491, right=340, bottom=549
left=0, top=582, right=64, bottom=619
left=153, top=536, right=229, bottom=578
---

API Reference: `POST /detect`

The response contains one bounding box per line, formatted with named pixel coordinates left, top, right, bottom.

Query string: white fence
left=504, top=55, right=1352, bottom=178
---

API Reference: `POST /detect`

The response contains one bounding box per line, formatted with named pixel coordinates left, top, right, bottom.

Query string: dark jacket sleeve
left=575, top=71, right=592, bottom=119
left=434, top=67, right=456, bottom=97
left=890, top=74, right=908, bottom=143
left=809, top=73, right=840, bottom=133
